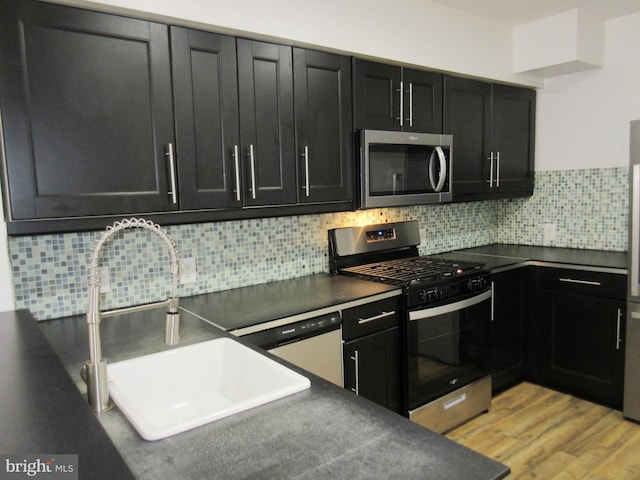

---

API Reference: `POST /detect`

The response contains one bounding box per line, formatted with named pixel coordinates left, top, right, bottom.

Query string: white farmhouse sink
left=107, top=337, right=310, bottom=441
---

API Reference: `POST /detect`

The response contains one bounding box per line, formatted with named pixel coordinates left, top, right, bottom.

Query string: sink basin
left=107, top=337, right=310, bottom=440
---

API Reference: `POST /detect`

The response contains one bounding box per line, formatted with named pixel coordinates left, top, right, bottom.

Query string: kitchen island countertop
left=4, top=274, right=509, bottom=479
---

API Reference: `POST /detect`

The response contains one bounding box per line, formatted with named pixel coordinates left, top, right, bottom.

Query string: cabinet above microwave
left=358, top=130, right=453, bottom=209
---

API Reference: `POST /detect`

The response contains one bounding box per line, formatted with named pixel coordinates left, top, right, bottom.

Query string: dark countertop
left=31, top=306, right=509, bottom=480
left=436, top=243, right=627, bottom=272
left=0, top=310, right=134, bottom=480
left=179, top=273, right=401, bottom=331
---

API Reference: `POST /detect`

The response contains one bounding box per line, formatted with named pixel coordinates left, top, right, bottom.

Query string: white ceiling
left=431, top=0, right=640, bottom=25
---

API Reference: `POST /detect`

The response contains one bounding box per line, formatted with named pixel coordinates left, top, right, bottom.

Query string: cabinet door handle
left=302, top=145, right=310, bottom=197
left=249, top=144, right=256, bottom=200
left=496, top=151, right=500, bottom=187
left=350, top=350, right=360, bottom=395
left=559, top=278, right=602, bottom=286
left=358, top=310, right=396, bottom=325
left=408, top=82, right=413, bottom=127
left=165, top=143, right=178, bottom=205
left=616, top=308, right=623, bottom=350
left=487, top=152, right=494, bottom=188
left=233, top=145, right=241, bottom=202
left=397, top=80, right=404, bottom=127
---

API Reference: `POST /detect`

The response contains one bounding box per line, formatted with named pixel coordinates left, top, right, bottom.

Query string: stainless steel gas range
left=329, top=220, right=492, bottom=433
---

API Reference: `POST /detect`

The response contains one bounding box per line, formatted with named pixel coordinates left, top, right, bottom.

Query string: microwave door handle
left=429, top=146, right=447, bottom=193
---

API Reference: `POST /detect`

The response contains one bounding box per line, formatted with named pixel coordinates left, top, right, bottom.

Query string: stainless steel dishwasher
left=231, top=311, right=343, bottom=387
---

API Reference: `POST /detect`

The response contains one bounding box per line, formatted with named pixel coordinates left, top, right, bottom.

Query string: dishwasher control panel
left=241, top=311, right=341, bottom=349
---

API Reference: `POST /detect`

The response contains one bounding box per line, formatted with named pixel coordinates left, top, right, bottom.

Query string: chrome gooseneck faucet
left=82, top=218, right=181, bottom=413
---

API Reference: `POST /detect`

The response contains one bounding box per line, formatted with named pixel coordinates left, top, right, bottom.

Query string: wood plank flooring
left=446, top=382, right=640, bottom=479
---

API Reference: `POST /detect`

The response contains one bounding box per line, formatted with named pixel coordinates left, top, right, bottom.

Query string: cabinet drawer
left=541, top=268, right=626, bottom=300
left=342, top=297, right=400, bottom=341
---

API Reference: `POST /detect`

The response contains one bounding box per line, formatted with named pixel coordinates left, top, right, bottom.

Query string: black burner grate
left=340, top=256, right=484, bottom=286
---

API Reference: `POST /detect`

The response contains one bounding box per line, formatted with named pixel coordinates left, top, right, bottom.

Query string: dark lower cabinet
left=0, top=0, right=175, bottom=220
left=490, top=268, right=527, bottom=393
left=529, top=267, right=626, bottom=408
left=342, top=296, right=402, bottom=413
left=343, top=327, right=401, bottom=413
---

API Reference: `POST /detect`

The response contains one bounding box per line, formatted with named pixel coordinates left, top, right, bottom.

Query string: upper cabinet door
left=443, top=76, right=492, bottom=197
left=353, top=59, right=443, bottom=133
left=401, top=69, right=443, bottom=133
left=171, top=27, right=241, bottom=210
left=353, top=59, right=402, bottom=131
left=293, top=49, right=353, bottom=203
left=237, top=39, right=296, bottom=206
left=492, top=84, right=536, bottom=194
left=0, top=0, right=175, bottom=220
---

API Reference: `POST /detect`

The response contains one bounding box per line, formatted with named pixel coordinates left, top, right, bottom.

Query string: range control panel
left=366, top=227, right=396, bottom=242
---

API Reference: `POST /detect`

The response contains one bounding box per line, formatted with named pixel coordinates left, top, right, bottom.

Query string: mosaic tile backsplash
left=9, top=167, right=627, bottom=320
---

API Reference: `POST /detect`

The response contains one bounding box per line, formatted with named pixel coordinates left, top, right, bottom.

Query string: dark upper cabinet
left=171, top=27, right=241, bottom=210
left=237, top=39, right=296, bottom=206
left=293, top=49, right=353, bottom=203
left=353, top=59, right=442, bottom=133
left=444, top=76, right=535, bottom=201
left=490, top=268, right=527, bottom=393
left=0, top=0, right=175, bottom=220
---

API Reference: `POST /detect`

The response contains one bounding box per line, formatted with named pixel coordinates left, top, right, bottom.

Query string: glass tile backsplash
left=9, top=167, right=627, bottom=320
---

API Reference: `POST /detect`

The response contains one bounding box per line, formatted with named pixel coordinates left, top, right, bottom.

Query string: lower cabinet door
left=541, top=291, right=625, bottom=408
left=343, top=327, right=401, bottom=413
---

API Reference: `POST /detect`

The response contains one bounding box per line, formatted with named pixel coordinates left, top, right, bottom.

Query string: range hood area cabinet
left=443, top=76, right=536, bottom=202
left=0, top=0, right=353, bottom=234
left=353, top=59, right=443, bottom=133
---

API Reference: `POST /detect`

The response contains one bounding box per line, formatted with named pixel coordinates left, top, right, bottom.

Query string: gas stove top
left=339, top=256, right=485, bottom=287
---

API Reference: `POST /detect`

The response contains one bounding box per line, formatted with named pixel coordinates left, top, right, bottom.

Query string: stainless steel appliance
left=358, top=130, right=453, bottom=209
left=329, top=220, right=492, bottom=432
left=625, top=119, right=640, bottom=421
left=233, top=312, right=344, bottom=387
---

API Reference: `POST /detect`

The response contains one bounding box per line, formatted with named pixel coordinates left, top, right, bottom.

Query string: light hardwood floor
left=446, top=382, right=640, bottom=479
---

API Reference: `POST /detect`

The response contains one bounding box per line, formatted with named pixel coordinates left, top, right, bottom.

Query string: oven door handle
left=409, top=289, right=491, bottom=321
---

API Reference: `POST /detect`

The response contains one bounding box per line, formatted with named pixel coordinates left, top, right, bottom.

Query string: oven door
left=406, top=289, right=491, bottom=412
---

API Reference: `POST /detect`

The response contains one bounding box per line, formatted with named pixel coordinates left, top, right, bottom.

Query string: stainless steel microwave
left=359, top=130, right=453, bottom=209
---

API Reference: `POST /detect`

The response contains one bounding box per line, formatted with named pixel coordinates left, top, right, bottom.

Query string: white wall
left=59, top=0, right=542, bottom=87
left=535, top=11, right=640, bottom=171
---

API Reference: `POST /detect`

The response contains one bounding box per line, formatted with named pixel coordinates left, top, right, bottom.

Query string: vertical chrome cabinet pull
left=165, top=143, right=178, bottom=205
left=631, top=164, right=640, bottom=297
left=350, top=350, right=360, bottom=395
left=302, top=146, right=310, bottom=197
left=616, top=308, right=623, bottom=350
left=233, top=145, right=241, bottom=202
left=408, top=82, right=413, bottom=127
left=496, top=151, right=500, bottom=187
left=487, top=152, right=494, bottom=188
left=397, top=81, right=404, bottom=127
left=249, top=144, right=256, bottom=200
